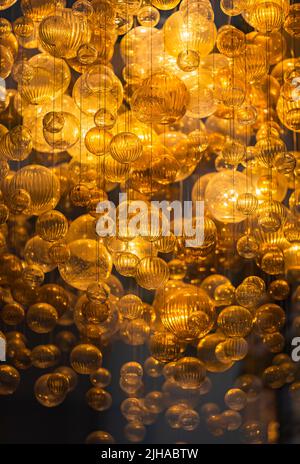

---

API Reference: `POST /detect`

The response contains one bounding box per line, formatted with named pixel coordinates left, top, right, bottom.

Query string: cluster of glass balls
left=0, top=0, right=299, bottom=445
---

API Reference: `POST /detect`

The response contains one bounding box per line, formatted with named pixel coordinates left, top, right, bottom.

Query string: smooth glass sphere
left=205, top=171, right=248, bottom=223
left=225, top=388, right=247, bottom=411
left=70, top=344, right=103, bottom=374
left=0, top=365, right=20, bottom=395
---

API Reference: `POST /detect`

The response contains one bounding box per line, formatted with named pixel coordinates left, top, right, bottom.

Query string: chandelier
left=0, top=0, right=299, bottom=445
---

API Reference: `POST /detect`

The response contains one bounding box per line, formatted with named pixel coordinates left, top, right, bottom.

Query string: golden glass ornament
left=216, top=25, right=245, bottom=58
left=77, top=43, right=98, bottom=66
left=110, top=132, right=143, bottom=163
left=18, top=67, right=53, bottom=105
left=236, top=193, right=258, bottom=215
left=94, top=108, right=117, bottom=130
left=152, top=0, right=180, bottom=9
left=255, top=136, right=287, bottom=167
left=10, top=281, right=37, bottom=307
left=24, top=236, right=56, bottom=273
left=205, top=171, right=248, bottom=223
left=220, top=0, right=244, bottom=15
left=179, top=409, right=200, bottom=431
left=0, top=17, right=11, bottom=36
left=173, top=357, right=206, bottom=389
left=73, top=64, right=123, bottom=116
left=235, top=282, right=261, bottom=309
left=9, top=165, right=60, bottom=216
left=214, top=283, right=235, bottom=306
left=22, top=264, right=44, bottom=288
left=236, top=105, right=257, bottom=126
left=137, top=6, right=160, bottom=27
left=37, top=284, right=70, bottom=318
left=43, top=111, right=80, bottom=151
left=177, top=50, right=200, bottom=72
left=85, top=127, right=112, bottom=156
left=104, top=154, right=130, bottom=183
left=254, top=303, right=286, bottom=334
left=237, top=235, right=259, bottom=259
left=55, top=366, right=78, bottom=392
left=0, top=125, right=32, bottom=161
left=0, top=0, right=297, bottom=444
left=1, top=302, right=25, bottom=326
left=245, top=0, right=289, bottom=33
left=131, top=72, right=189, bottom=125
left=87, top=281, right=110, bottom=303
left=86, top=387, right=112, bottom=411
left=0, top=0, right=17, bottom=11
left=152, top=154, right=180, bottom=185
left=114, top=252, right=140, bottom=277
left=263, top=332, right=285, bottom=353
left=47, top=373, right=69, bottom=396
left=124, top=421, right=146, bottom=443
left=161, top=285, right=215, bottom=341
left=165, top=403, right=186, bottom=429
left=217, top=306, right=253, bottom=337
left=120, top=318, right=150, bottom=345
left=0, top=159, right=9, bottom=179
left=120, top=361, right=143, bottom=382
left=115, top=13, right=134, bottom=35
left=284, top=4, right=300, bottom=37
left=39, top=8, right=91, bottom=59
left=85, top=430, right=115, bottom=444
left=144, top=357, right=164, bottom=378
left=136, top=257, right=169, bottom=290
left=269, top=279, right=290, bottom=301
left=215, top=337, right=248, bottom=362
left=72, top=0, right=94, bottom=17
left=181, top=69, right=216, bottom=119
left=90, top=368, right=111, bottom=388
left=70, top=344, right=102, bottom=374
left=34, top=374, right=66, bottom=408
left=13, top=16, right=34, bottom=38
left=70, top=184, right=91, bottom=208
left=222, top=410, right=242, bottom=432
left=149, top=331, right=184, bottom=363
left=48, top=242, right=71, bottom=265
left=240, top=421, right=267, bottom=444
left=21, top=0, right=66, bottom=21
left=197, top=333, right=233, bottom=373
left=168, top=259, right=187, bottom=280
left=27, top=303, right=58, bottom=334
left=118, top=294, right=144, bottom=320
left=216, top=66, right=247, bottom=108
left=12, top=347, right=32, bottom=371
left=263, top=365, right=286, bottom=389
left=234, top=374, right=263, bottom=402
left=0, top=365, right=20, bottom=395
left=59, top=239, right=112, bottom=291
left=224, top=388, right=247, bottom=411
left=144, top=391, right=164, bottom=413
left=222, top=139, right=246, bottom=166
left=235, top=43, right=268, bottom=84
left=55, top=331, right=77, bottom=354
left=277, top=90, right=300, bottom=133
left=31, top=344, right=60, bottom=369
left=0, top=45, right=13, bottom=79
left=36, top=210, right=68, bottom=242
left=250, top=31, right=286, bottom=66
left=164, top=11, right=216, bottom=58
left=261, top=247, right=284, bottom=275
left=81, top=300, right=110, bottom=324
